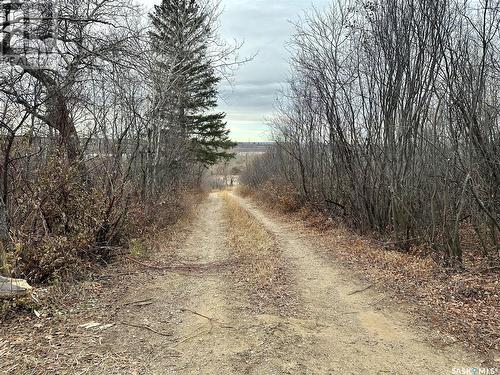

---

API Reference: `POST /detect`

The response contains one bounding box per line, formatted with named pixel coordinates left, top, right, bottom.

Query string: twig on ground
left=121, top=322, right=172, bottom=337
left=180, top=308, right=214, bottom=321
left=95, top=272, right=139, bottom=280
left=180, top=308, right=235, bottom=330
left=347, top=283, right=377, bottom=296
left=181, top=308, right=215, bottom=332
left=126, top=256, right=235, bottom=273
left=122, top=298, right=154, bottom=307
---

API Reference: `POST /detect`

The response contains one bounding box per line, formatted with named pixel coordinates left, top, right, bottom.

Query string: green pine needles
left=149, top=0, right=235, bottom=166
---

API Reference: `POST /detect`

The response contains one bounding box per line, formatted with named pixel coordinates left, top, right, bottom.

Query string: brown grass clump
left=122, top=190, right=205, bottom=260
left=238, top=182, right=302, bottom=213
left=10, top=153, right=203, bottom=283
left=11, top=156, right=106, bottom=283
left=222, top=193, right=293, bottom=314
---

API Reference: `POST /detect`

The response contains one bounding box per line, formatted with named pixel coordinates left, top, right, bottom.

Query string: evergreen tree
left=149, top=0, right=235, bottom=166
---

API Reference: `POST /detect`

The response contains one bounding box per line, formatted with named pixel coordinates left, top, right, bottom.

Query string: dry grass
left=237, top=183, right=302, bottom=213
left=223, top=193, right=279, bottom=288
left=222, top=193, right=294, bottom=314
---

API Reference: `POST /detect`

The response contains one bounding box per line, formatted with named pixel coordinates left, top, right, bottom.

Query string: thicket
left=241, top=0, right=500, bottom=268
left=0, top=0, right=237, bottom=282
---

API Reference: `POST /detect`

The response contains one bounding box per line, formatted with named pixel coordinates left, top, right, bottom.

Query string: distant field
left=233, top=142, right=272, bottom=154
left=231, top=142, right=272, bottom=172
left=205, top=142, right=271, bottom=188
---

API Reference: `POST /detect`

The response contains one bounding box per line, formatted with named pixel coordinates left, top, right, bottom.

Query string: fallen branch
left=121, top=322, right=172, bottom=337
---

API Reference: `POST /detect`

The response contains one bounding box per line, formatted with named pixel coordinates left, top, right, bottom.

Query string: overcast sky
left=139, top=0, right=329, bottom=141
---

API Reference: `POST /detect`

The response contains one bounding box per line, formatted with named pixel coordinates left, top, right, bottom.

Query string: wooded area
left=242, top=0, right=500, bottom=269
left=0, top=0, right=236, bottom=282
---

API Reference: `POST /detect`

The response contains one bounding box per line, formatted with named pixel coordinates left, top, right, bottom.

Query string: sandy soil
left=19, top=191, right=482, bottom=374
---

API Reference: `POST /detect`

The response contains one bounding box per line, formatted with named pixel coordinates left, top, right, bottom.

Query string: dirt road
left=89, top=191, right=478, bottom=374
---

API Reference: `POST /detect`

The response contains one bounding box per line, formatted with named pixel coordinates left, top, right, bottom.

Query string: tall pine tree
left=149, top=0, right=235, bottom=166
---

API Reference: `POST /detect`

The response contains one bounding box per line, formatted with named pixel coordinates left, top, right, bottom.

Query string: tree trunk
left=21, top=66, right=85, bottom=175
left=48, top=94, right=81, bottom=160
left=0, top=197, right=11, bottom=276
left=47, top=92, right=89, bottom=183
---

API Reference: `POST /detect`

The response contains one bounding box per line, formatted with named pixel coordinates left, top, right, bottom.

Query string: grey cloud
left=139, top=0, right=329, bottom=141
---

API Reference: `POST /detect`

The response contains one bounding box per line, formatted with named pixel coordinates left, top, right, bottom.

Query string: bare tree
left=242, top=0, right=500, bottom=267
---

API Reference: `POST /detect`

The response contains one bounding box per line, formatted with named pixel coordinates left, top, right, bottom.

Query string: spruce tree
left=149, top=0, right=235, bottom=166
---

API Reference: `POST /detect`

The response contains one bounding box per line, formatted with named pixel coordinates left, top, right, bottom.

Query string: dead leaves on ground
left=253, top=195, right=499, bottom=359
